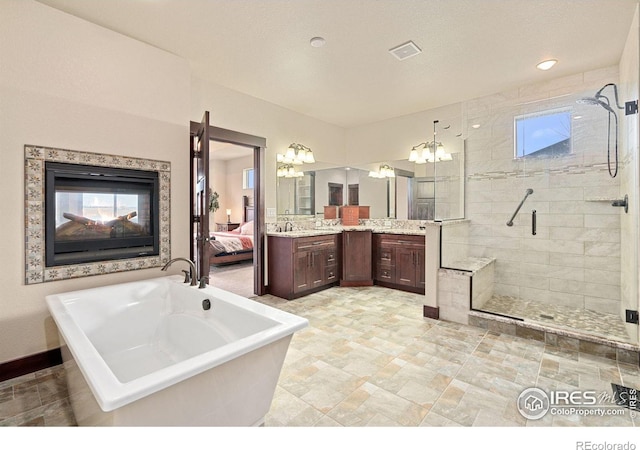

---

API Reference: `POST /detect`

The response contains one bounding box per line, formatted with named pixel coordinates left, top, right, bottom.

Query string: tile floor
left=1, top=285, right=639, bottom=427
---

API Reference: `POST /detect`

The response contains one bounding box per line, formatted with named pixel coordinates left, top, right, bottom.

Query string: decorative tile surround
left=24, top=145, right=171, bottom=284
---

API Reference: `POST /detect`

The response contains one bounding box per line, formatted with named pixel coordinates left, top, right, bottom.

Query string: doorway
left=208, top=141, right=255, bottom=297
left=189, top=117, right=266, bottom=296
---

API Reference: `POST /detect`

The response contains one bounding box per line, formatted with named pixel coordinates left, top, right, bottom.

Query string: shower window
left=514, top=108, right=572, bottom=158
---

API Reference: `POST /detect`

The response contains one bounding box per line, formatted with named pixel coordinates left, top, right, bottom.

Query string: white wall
left=359, top=175, right=389, bottom=218
left=0, top=0, right=190, bottom=363
left=345, top=103, right=464, bottom=166
left=190, top=77, right=346, bottom=220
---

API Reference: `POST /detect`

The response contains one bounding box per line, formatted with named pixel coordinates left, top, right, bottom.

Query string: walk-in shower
left=447, top=72, right=639, bottom=347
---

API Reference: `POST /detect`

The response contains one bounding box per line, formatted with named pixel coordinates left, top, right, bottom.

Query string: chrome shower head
left=576, top=96, right=616, bottom=114
left=576, top=97, right=600, bottom=105
left=578, top=83, right=624, bottom=111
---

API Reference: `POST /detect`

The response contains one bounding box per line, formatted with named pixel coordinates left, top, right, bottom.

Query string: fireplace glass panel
left=45, top=163, right=160, bottom=266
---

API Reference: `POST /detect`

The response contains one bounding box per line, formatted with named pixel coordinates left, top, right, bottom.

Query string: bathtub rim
left=46, top=275, right=308, bottom=412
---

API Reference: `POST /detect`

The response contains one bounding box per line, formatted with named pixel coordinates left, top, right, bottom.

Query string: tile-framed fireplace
left=24, top=145, right=171, bottom=284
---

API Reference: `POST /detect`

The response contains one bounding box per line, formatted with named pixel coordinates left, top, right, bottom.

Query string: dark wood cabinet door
left=342, top=230, right=372, bottom=283
left=395, top=247, right=417, bottom=287
left=293, top=251, right=310, bottom=293
left=309, top=250, right=325, bottom=288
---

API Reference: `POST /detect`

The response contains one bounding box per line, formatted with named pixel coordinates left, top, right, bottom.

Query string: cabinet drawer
left=325, top=265, right=338, bottom=283
left=325, top=249, right=337, bottom=265
left=379, top=238, right=424, bottom=247
left=295, top=235, right=336, bottom=251
left=376, top=265, right=395, bottom=282
left=377, top=247, right=394, bottom=265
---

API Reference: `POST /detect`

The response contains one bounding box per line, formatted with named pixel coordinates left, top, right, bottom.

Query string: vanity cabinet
left=340, top=230, right=373, bottom=286
left=268, top=234, right=340, bottom=300
left=373, top=234, right=425, bottom=294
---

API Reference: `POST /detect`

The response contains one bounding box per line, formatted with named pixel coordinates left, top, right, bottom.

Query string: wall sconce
left=277, top=143, right=315, bottom=164
left=226, top=209, right=231, bottom=223
left=277, top=164, right=304, bottom=178
left=368, top=164, right=395, bottom=178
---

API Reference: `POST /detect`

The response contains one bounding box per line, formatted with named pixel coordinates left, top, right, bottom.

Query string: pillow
left=209, top=239, right=226, bottom=256
left=240, top=221, right=253, bottom=235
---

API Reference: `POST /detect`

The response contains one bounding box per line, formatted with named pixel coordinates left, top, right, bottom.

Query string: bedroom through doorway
left=208, top=140, right=256, bottom=297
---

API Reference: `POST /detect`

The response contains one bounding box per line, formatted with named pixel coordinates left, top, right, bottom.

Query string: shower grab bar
left=506, top=188, right=534, bottom=227
left=532, top=210, right=536, bottom=235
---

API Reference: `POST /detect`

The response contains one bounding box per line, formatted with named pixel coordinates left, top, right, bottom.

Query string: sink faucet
left=161, top=257, right=198, bottom=287
left=284, top=221, right=294, bottom=232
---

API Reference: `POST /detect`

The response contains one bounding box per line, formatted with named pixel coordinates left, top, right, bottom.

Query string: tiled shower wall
left=463, top=66, right=626, bottom=318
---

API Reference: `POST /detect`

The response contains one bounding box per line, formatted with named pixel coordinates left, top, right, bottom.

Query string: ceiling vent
left=389, top=41, right=422, bottom=61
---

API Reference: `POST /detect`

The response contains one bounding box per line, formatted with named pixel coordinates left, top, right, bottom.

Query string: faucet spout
left=161, top=257, right=198, bottom=286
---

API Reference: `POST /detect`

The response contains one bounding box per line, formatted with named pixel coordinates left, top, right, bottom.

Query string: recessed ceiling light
left=536, top=59, right=558, bottom=71
left=389, top=41, right=422, bottom=61
left=472, top=124, right=481, bottom=129
left=310, top=37, right=326, bottom=48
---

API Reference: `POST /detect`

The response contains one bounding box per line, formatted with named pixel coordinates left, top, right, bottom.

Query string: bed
left=208, top=196, right=254, bottom=266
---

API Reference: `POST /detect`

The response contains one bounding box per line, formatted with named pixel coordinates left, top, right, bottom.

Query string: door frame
left=189, top=121, right=267, bottom=296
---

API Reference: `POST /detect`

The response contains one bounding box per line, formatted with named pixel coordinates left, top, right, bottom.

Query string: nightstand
left=216, top=222, right=240, bottom=232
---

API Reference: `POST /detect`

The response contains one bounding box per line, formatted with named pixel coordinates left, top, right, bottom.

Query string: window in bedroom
left=243, top=168, right=254, bottom=189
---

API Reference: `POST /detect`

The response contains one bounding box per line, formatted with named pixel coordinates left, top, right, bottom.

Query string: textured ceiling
left=36, top=0, right=638, bottom=128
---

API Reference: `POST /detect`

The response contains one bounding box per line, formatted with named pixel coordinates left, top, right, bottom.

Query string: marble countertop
left=267, top=227, right=426, bottom=237
left=266, top=229, right=342, bottom=238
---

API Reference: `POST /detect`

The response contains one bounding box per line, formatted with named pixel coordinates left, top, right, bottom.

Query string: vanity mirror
left=276, top=139, right=465, bottom=221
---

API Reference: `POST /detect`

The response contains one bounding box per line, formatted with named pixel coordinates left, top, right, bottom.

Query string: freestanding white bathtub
left=45, top=275, right=308, bottom=426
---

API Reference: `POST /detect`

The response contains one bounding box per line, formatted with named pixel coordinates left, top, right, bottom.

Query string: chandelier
left=408, top=141, right=452, bottom=164
left=408, top=120, right=453, bottom=164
